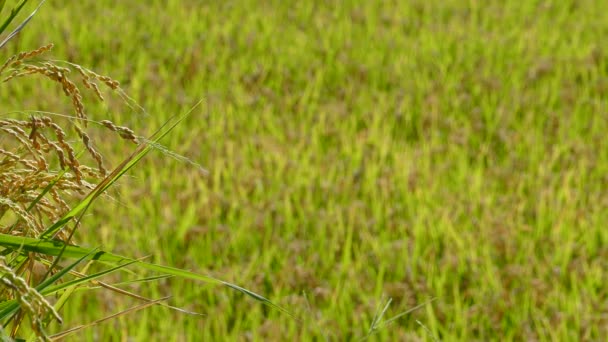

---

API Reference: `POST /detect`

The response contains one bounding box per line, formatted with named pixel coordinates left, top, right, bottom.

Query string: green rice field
left=1, top=0, right=607, bottom=340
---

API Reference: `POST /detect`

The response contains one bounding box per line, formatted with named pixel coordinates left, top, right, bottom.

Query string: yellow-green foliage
left=2, top=0, right=607, bottom=340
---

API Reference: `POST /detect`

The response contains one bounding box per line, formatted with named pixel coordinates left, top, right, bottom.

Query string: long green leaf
left=0, top=0, right=27, bottom=35
left=39, top=260, right=138, bottom=297
left=0, top=0, right=46, bottom=49
left=0, top=233, right=292, bottom=317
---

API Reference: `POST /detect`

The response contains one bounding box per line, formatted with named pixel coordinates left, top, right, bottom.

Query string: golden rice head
left=1, top=45, right=144, bottom=240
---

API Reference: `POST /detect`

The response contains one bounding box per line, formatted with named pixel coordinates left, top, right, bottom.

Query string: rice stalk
left=0, top=43, right=153, bottom=339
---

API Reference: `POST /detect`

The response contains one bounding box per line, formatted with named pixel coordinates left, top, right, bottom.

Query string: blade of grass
left=0, top=0, right=46, bottom=49
left=38, top=260, right=138, bottom=298
left=367, top=297, right=392, bottom=337
left=381, top=298, right=437, bottom=327
left=358, top=298, right=437, bottom=341
left=106, top=274, right=173, bottom=286
left=0, top=0, right=27, bottom=35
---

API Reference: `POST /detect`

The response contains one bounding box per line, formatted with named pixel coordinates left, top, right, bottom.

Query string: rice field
left=1, top=0, right=607, bottom=340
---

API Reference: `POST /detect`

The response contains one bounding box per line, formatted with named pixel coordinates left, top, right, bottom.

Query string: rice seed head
left=0, top=256, right=62, bottom=341
left=0, top=45, right=146, bottom=242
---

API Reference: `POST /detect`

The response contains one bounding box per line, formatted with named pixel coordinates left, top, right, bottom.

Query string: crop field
left=1, top=0, right=607, bottom=340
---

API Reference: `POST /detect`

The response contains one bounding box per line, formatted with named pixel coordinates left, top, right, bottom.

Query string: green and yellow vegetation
left=1, top=0, right=607, bottom=340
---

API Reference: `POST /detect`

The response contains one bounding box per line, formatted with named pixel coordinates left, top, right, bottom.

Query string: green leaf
left=0, top=0, right=46, bottom=49
left=41, top=260, right=138, bottom=299
left=0, top=233, right=293, bottom=317
left=0, top=0, right=27, bottom=36
left=0, top=1, right=47, bottom=49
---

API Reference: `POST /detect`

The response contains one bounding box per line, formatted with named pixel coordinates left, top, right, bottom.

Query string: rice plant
left=0, top=2, right=284, bottom=340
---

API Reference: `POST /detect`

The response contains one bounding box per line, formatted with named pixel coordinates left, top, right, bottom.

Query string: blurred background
left=1, top=0, right=607, bottom=340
